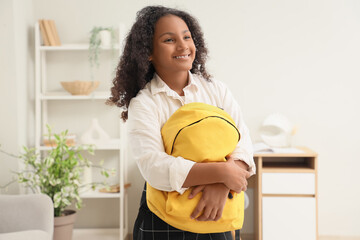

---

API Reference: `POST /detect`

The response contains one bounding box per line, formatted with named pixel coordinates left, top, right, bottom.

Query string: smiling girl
left=108, top=6, right=256, bottom=240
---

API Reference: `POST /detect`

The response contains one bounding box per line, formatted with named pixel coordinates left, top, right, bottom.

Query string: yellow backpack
left=146, top=102, right=245, bottom=233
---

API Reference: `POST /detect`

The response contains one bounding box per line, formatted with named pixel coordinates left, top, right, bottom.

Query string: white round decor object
left=244, top=191, right=250, bottom=209
left=260, top=113, right=294, bottom=147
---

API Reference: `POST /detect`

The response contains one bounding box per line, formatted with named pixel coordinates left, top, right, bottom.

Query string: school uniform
left=128, top=72, right=256, bottom=239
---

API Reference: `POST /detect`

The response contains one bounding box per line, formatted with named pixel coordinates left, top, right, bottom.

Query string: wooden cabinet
left=247, top=147, right=318, bottom=240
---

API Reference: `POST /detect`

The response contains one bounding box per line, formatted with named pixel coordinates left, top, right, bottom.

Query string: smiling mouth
left=173, top=54, right=191, bottom=59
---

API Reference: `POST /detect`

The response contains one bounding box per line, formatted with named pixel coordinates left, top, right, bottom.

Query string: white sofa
left=0, top=194, right=53, bottom=240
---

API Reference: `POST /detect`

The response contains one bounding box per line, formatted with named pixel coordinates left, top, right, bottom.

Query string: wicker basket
left=60, top=81, right=100, bottom=95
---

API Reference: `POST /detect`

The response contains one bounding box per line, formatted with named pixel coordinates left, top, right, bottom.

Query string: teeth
left=174, top=54, right=190, bottom=59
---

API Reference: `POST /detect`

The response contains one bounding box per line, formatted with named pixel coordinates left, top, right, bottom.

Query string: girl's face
left=150, top=15, right=196, bottom=75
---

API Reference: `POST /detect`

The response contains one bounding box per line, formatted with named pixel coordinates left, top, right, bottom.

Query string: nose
left=176, top=39, right=188, bottom=51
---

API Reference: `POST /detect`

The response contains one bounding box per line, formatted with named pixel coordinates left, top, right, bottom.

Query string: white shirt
left=127, top=72, right=256, bottom=194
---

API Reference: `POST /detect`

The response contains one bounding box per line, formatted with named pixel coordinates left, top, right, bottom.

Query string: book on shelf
left=253, top=142, right=304, bottom=154
left=38, top=20, right=49, bottom=46
left=49, top=20, right=61, bottom=46
left=38, top=19, right=61, bottom=46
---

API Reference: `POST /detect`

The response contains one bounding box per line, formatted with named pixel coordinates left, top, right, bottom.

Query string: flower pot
left=99, top=30, right=111, bottom=48
left=54, top=210, right=77, bottom=240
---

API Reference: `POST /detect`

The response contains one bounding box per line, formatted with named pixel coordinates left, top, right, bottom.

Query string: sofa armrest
left=0, top=194, right=53, bottom=237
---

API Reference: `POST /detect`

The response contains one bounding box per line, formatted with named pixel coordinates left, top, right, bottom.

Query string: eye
left=184, top=35, right=191, bottom=40
left=164, top=38, right=174, bottom=43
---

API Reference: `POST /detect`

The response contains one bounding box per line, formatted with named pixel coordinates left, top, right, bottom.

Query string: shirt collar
left=150, top=71, right=199, bottom=96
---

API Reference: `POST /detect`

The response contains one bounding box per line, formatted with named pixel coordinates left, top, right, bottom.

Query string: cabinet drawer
left=262, top=197, right=316, bottom=240
left=262, top=173, right=315, bottom=194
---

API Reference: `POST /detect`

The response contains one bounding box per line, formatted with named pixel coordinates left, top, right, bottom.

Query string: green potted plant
left=0, top=125, right=114, bottom=240
left=88, top=26, right=116, bottom=78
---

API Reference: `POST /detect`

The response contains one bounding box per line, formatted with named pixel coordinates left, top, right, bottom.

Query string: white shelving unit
left=34, top=22, right=128, bottom=240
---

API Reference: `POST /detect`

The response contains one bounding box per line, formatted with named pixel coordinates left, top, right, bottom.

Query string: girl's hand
left=224, top=157, right=250, bottom=193
left=189, top=183, right=229, bottom=221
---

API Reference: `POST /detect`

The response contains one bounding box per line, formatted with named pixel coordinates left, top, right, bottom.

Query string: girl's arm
left=182, top=157, right=250, bottom=193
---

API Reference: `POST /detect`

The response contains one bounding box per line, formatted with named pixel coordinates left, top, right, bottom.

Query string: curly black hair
left=107, top=5, right=211, bottom=121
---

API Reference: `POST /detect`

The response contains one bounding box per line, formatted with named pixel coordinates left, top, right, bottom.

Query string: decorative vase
left=81, top=118, right=110, bottom=147
left=99, top=30, right=111, bottom=48
left=53, top=210, right=77, bottom=240
left=83, top=166, right=92, bottom=191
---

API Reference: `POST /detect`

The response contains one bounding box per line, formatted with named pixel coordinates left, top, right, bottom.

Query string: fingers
left=233, top=179, right=248, bottom=193
left=239, top=167, right=251, bottom=180
left=196, top=208, right=219, bottom=221
left=230, top=176, right=247, bottom=193
left=229, top=168, right=249, bottom=193
left=189, top=185, right=205, bottom=199
left=190, top=202, right=222, bottom=221
left=191, top=184, right=228, bottom=221
left=196, top=207, right=224, bottom=221
left=196, top=207, right=213, bottom=221
left=214, top=208, right=223, bottom=221
left=191, top=200, right=205, bottom=219
left=210, top=208, right=217, bottom=220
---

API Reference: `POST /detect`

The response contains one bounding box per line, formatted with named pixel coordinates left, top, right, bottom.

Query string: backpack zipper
left=170, top=116, right=240, bottom=155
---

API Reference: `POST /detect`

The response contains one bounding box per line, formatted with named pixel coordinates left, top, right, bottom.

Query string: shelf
left=39, top=146, right=121, bottom=151
left=40, top=91, right=111, bottom=100
left=261, top=156, right=316, bottom=171
left=39, top=142, right=121, bottom=151
left=254, top=146, right=318, bottom=158
left=262, top=167, right=315, bottom=173
left=39, top=43, right=120, bottom=51
left=80, top=190, right=120, bottom=199
left=262, top=193, right=316, bottom=198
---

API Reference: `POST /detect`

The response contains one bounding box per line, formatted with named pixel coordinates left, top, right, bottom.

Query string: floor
left=73, top=229, right=360, bottom=240
left=73, top=229, right=122, bottom=240
left=319, top=237, right=360, bottom=240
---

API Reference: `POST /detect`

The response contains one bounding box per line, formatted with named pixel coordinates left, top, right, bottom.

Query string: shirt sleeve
left=217, top=81, right=256, bottom=176
left=127, top=97, right=195, bottom=194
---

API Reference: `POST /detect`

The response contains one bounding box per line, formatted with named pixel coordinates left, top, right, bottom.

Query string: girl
left=108, top=5, right=256, bottom=240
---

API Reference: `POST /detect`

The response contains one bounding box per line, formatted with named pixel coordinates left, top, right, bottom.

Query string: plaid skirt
left=133, top=183, right=240, bottom=240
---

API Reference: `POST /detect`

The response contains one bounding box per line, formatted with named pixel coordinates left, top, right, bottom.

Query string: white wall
left=0, top=0, right=34, bottom=194
left=2, top=0, right=359, bottom=237
left=231, top=1, right=360, bottom=236
left=0, top=0, right=18, bottom=194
